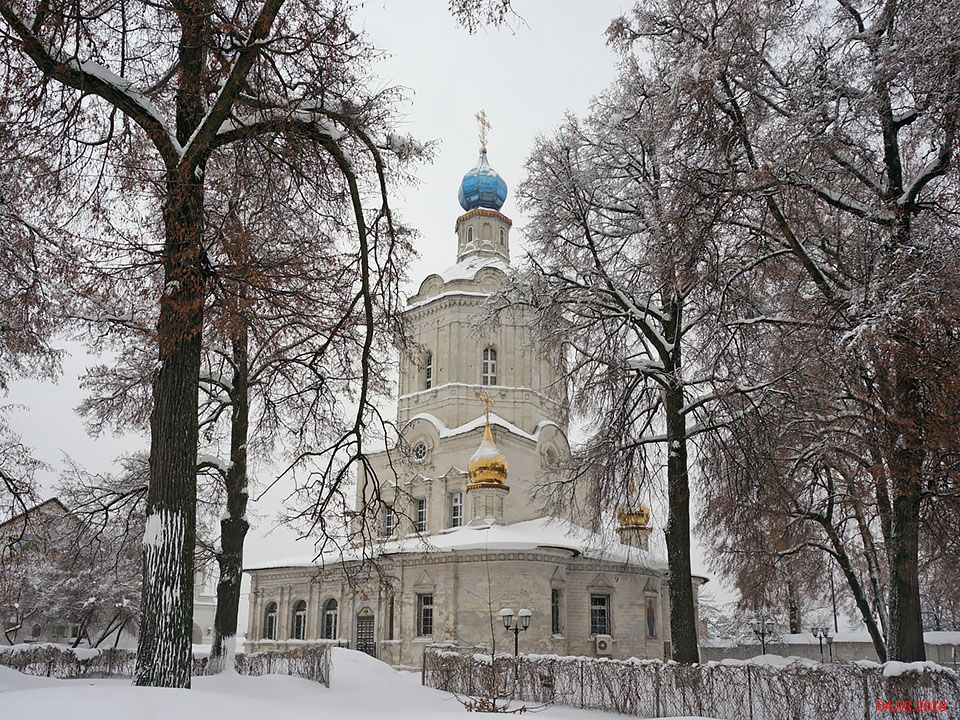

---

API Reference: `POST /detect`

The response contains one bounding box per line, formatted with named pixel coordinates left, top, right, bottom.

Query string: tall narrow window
left=387, top=595, right=395, bottom=640
left=481, top=347, right=497, bottom=386
left=450, top=493, right=463, bottom=528
left=415, top=498, right=428, bottom=533
left=416, top=593, right=434, bottom=636
left=467, top=226, right=473, bottom=244
left=292, top=600, right=307, bottom=640
left=424, top=352, right=433, bottom=390
left=499, top=228, right=505, bottom=246
left=264, top=602, right=278, bottom=640
left=551, top=589, right=563, bottom=635
left=590, top=594, right=611, bottom=636
left=383, top=505, right=396, bottom=536
left=321, top=599, right=338, bottom=640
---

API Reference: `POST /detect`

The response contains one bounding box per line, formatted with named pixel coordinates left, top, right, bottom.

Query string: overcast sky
left=6, top=1, right=744, bottom=631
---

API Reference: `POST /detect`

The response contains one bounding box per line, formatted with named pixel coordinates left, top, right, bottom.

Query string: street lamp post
left=811, top=626, right=832, bottom=663
left=750, top=618, right=776, bottom=654
left=500, top=608, right=532, bottom=656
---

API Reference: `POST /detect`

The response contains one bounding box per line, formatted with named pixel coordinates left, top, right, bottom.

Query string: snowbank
left=0, top=665, right=60, bottom=692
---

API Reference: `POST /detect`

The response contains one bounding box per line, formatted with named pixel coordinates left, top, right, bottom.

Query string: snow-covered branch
left=0, top=3, right=181, bottom=166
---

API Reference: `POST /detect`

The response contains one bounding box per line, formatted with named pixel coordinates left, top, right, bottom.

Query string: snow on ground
left=0, top=647, right=718, bottom=720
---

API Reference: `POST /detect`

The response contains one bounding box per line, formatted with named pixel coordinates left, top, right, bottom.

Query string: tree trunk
left=94, top=612, right=127, bottom=648
left=885, top=407, right=926, bottom=659
left=854, top=502, right=889, bottom=640
left=134, top=5, right=209, bottom=687
left=787, top=578, right=801, bottom=634
left=134, top=173, right=205, bottom=688
left=210, top=324, right=251, bottom=671
left=822, top=520, right=888, bottom=662
left=661, top=300, right=699, bottom=663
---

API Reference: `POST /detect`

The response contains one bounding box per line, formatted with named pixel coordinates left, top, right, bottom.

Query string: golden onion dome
left=467, top=419, right=508, bottom=488
left=617, top=504, right=651, bottom=529
left=617, top=481, right=651, bottom=528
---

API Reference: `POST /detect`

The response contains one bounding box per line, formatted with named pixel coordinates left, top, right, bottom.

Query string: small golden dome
left=467, top=416, right=508, bottom=489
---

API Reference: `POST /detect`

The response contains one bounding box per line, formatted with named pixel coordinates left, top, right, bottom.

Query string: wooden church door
left=355, top=607, right=376, bottom=657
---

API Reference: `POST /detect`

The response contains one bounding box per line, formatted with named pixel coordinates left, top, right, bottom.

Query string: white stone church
left=245, top=145, right=701, bottom=667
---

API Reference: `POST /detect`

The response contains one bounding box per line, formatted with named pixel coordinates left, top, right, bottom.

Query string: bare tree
left=0, top=0, right=422, bottom=684
left=499, top=64, right=782, bottom=662
left=200, top=136, right=418, bottom=668
left=609, top=0, right=960, bottom=661
left=0, top=126, right=71, bottom=522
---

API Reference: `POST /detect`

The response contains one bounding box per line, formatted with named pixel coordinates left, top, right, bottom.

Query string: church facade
left=245, top=146, right=697, bottom=667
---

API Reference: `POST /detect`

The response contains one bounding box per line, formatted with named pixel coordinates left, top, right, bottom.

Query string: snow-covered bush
left=0, top=643, right=136, bottom=678
left=0, top=643, right=330, bottom=686
left=422, top=647, right=960, bottom=720
left=193, top=646, right=331, bottom=687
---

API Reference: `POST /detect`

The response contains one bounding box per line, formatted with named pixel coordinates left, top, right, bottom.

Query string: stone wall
left=247, top=550, right=671, bottom=669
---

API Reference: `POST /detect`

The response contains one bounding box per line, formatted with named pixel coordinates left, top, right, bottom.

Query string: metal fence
left=0, top=644, right=331, bottom=686
left=422, top=646, right=960, bottom=720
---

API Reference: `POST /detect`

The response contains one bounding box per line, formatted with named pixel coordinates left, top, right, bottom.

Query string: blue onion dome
left=458, top=148, right=508, bottom=211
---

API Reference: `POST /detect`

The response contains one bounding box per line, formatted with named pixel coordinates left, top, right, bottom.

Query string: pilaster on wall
left=278, top=587, right=289, bottom=641
left=307, top=581, right=318, bottom=639
left=249, top=589, right=262, bottom=641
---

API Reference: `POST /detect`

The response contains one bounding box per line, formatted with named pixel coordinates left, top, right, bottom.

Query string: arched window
left=481, top=347, right=497, bottom=386
left=263, top=602, right=278, bottom=640
left=466, top=226, right=474, bottom=244
left=424, top=352, right=433, bottom=390
left=499, top=228, right=505, bottom=246
left=321, top=599, right=339, bottom=640
left=292, top=600, right=307, bottom=640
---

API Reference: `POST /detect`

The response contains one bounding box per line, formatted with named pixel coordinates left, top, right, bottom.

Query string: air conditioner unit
left=594, top=634, right=613, bottom=657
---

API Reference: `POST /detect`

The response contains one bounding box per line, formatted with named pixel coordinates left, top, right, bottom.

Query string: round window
left=412, top=441, right=428, bottom=461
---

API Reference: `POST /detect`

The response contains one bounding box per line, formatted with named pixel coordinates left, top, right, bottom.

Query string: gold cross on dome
left=478, top=391, right=494, bottom=424
left=476, top=110, right=491, bottom=152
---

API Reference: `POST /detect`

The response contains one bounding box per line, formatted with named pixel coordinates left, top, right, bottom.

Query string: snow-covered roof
left=926, top=631, right=960, bottom=645
left=0, top=497, right=69, bottom=532
left=245, top=516, right=667, bottom=572
left=405, top=410, right=560, bottom=444
left=702, top=631, right=960, bottom=649
left=439, top=255, right=509, bottom=283
left=407, top=256, right=509, bottom=309
left=406, top=290, right=488, bottom=310
left=407, top=290, right=490, bottom=310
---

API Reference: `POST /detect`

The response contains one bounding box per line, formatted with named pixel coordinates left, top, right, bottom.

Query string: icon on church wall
left=646, top=595, right=657, bottom=639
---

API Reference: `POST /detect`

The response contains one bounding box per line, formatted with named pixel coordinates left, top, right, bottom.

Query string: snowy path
left=1, top=648, right=717, bottom=720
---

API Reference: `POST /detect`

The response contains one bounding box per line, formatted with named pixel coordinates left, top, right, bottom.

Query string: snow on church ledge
left=404, top=411, right=560, bottom=443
